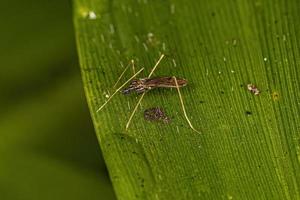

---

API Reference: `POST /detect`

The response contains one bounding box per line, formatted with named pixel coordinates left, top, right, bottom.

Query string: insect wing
left=144, top=77, right=187, bottom=88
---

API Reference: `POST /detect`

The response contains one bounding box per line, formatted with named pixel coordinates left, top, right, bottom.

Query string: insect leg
left=126, top=93, right=146, bottom=130
left=147, top=54, right=165, bottom=78
left=113, top=61, right=132, bottom=88
left=173, top=76, right=201, bottom=134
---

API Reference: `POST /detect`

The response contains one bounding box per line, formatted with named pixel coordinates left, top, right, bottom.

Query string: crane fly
left=96, top=54, right=200, bottom=134
left=122, top=76, right=188, bottom=94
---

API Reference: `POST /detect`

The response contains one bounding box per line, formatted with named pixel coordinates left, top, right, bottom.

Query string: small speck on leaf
left=247, top=83, right=261, bottom=95
left=245, top=111, right=252, bottom=116
left=272, top=91, right=280, bottom=101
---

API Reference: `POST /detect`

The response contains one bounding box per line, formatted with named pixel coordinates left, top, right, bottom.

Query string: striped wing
left=143, top=77, right=187, bottom=88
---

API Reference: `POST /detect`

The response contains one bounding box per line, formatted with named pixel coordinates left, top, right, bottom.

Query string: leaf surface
left=74, top=0, right=300, bottom=199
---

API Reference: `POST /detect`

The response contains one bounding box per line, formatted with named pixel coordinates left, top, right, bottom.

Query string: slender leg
left=113, top=61, right=132, bottom=88
left=147, top=54, right=165, bottom=78
left=126, top=93, right=146, bottom=130
left=173, top=76, right=201, bottom=134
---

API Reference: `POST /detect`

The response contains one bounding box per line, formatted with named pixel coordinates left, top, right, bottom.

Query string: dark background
left=0, top=1, right=116, bottom=199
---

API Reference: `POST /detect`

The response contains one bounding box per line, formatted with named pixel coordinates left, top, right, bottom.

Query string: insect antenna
left=125, top=54, right=165, bottom=130
left=173, top=76, right=201, bottom=134
left=96, top=67, right=144, bottom=112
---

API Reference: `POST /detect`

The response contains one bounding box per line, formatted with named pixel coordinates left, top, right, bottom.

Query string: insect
left=144, top=107, right=170, bottom=123
left=122, top=77, right=188, bottom=94
left=96, top=54, right=200, bottom=134
left=247, top=83, right=260, bottom=95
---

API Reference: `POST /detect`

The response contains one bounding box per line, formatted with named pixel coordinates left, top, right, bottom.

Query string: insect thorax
left=122, top=78, right=150, bottom=94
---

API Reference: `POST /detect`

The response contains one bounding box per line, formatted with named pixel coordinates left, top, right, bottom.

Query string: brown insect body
left=122, top=76, right=187, bottom=94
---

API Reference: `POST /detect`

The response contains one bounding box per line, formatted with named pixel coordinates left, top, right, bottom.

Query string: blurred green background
left=0, top=1, right=116, bottom=199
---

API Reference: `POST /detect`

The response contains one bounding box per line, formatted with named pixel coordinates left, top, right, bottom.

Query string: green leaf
left=74, top=0, right=300, bottom=199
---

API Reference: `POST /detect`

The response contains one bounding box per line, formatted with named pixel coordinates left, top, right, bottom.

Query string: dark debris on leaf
left=245, top=111, right=252, bottom=116
left=144, top=107, right=170, bottom=124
